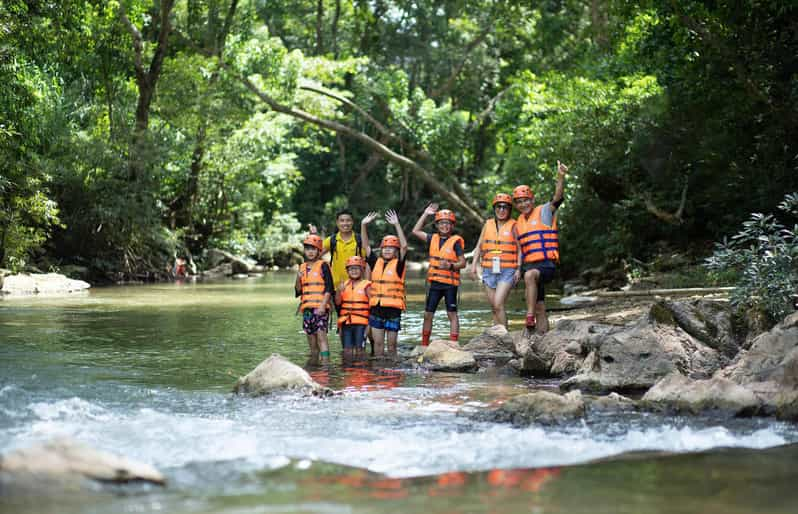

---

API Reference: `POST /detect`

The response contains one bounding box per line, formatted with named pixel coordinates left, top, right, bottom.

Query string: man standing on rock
left=514, top=160, right=569, bottom=335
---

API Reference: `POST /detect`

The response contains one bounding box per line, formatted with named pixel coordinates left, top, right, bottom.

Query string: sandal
left=525, top=313, right=536, bottom=329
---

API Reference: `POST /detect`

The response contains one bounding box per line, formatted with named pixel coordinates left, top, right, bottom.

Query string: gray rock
left=206, top=248, right=255, bottom=274
left=462, top=325, right=516, bottom=366
left=0, top=438, right=165, bottom=486
left=642, top=372, right=760, bottom=416
left=1, top=273, right=91, bottom=296
left=717, top=312, right=798, bottom=386
left=234, top=354, right=327, bottom=396
left=561, top=308, right=722, bottom=393
left=417, top=340, right=477, bottom=372
left=650, top=299, right=741, bottom=359
left=475, top=390, right=585, bottom=425
left=587, top=392, right=638, bottom=412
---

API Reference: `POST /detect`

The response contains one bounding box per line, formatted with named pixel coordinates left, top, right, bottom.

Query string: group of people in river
left=295, top=161, right=569, bottom=361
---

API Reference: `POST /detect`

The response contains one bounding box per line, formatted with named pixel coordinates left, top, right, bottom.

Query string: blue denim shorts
left=482, top=267, right=516, bottom=289
left=369, top=314, right=401, bottom=332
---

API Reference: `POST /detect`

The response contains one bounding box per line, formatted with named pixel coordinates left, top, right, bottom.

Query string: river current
left=1, top=273, right=797, bottom=513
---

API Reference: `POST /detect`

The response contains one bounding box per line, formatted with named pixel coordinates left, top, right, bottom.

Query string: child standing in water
left=360, top=210, right=408, bottom=357
left=470, top=193, right=521, bottom=327
left=335, top=256, right=371, bottom=361
left=295, top=234, right=334, bottom=362
left=412, top=203, right=467, bottom=345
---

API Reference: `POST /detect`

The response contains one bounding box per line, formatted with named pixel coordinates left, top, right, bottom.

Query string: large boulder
left=206, top=249, right=255, bottom=275
left=417, top=340, right=477, bottom=372
left=560, top=306, right=722, bottom=393
left=513, top=320, right=615, bottom=377
left=0, top=438, right=165, bottom=487
left=651, top=299, right=741, bottom=360
left=233, top=354, right=328, bottom=396
left=473, top=390, right=585, bottom=425
left=1, top=273, right=90, bottom=296
left=715, top=312, right=798, bottom=418
left=461, top=325, right=516, bottom=367
left=642, top=372, right=760, bottom=416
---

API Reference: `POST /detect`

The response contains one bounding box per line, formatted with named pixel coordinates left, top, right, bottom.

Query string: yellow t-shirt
left=323, top=233, right=366, bottom=287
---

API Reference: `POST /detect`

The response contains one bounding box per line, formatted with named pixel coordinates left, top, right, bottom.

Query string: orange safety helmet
left=381, top=235, right=401, bottom=248
left=512, top=185, right=534, bottom=200
left=345, top=256, right=365, bottom=268
left=303, top=234, right=323, bottom=250
left=434, top=209, right=456, bottom=224
left=492, top=193, right=513, bottom=206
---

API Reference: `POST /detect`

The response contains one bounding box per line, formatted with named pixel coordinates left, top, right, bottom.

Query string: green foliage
left=705, top=193, right=798, bottom=324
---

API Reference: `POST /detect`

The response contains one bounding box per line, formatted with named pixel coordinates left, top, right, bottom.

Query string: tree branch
left=429, top=27, right=491, bottom=99
left=118, top=5, right=145, bottom=84
left=225, top=66, right=485, bottom=226
left=299, top=83, right=431, bottom=161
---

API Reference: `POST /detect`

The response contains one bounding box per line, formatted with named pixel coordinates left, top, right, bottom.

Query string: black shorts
left=521, top=262, right=556, bottom=302
left=425, top=284, right=458, bottom=313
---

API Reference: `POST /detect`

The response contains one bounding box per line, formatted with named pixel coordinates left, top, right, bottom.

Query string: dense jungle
left=2, top=1, right=797, bottom=307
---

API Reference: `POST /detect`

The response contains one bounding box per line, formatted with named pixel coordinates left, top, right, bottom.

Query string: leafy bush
left=705, top=193, right=798, bottom=323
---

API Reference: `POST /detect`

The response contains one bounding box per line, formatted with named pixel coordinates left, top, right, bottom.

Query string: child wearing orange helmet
left=295, top=234, right=335, bottom=362
left=360, top=209, right=408, bottom=357
left=470, top=193, right=521, bottom=327
left=513, top=160, right=569, bottom=334
left=335, top=256, right=371, bottom=361
left=412, top=203, right=467, bottom=345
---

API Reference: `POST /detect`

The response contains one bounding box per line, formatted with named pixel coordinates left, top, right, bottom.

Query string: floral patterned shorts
left=302, top=309, right=329, bottom=335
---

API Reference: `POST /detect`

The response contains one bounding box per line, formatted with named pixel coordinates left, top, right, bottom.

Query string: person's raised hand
left=308, top=223, right=318, bottom=234
left=424, top=203, right=439, bottom=216
left=557, top=160, right=568, bottom=177
left=362, top=211, right=379, bottom=225
left=385, top=209, right=400, bottom=225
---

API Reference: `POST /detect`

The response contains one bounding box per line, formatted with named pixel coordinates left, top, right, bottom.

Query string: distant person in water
left=412, top=203, right=466, bottom=345
left=360, top=209, right=408, bottom=357
left=514, top=160, right=569, bottom=334
left=470, top=193, right=521, bottom=328
left=295, top=234, right=334, bottom=362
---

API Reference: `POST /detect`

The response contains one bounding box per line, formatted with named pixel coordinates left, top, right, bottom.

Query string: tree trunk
left=331, top=0, right=341, bottom=58
left=119, top=0, right=175, bottom=182
left=315, top=0, right=325, bottom=55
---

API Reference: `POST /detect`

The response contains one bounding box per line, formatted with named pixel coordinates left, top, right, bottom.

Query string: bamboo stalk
left=595, top=287, right=735, bottom=298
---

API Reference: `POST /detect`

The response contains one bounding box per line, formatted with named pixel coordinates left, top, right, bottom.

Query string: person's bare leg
left=523, top=269, right=540, bottom=328
left=422, top=311, right=434, bottom=345
left=535, top=301, right=549, bottom=334
left=317, top=331, right=330, bottom=363
left=307, top=334, right=320, bottom=354
left=386, top=330, right=398, bottom=356
left=371, top=327, right=385, bottom=357
left=493, top=281, right=514, bottom=327
left=484, top=287, right=499, bottom=325
left=446, top=311, right=459, bottom=343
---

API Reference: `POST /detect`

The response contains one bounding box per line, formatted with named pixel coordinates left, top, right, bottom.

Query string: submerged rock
left=417, top=340, right=477, bottom=372
left=0, top=438, right=165, bottom=487
left=642, top=372, right=760, bottom=416
left=233, top=354, right=329, bottom=396
left=474, top=390, right=585, bottom=425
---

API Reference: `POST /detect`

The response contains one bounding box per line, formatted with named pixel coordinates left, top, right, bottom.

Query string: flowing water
left=1, top=273, right=797, bottom=513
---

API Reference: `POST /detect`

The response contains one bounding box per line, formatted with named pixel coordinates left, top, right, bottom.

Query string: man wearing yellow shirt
left=309, top=210, right=367, bottom=287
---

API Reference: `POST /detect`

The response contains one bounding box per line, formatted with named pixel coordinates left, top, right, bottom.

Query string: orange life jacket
left=370, top=258, right=406, bottom=310
left=427, top=234, right=465, bottom=286
left=300, top=260, right=328, bottom=311
left=516, top=205, right=559, bottom=264
left=480, top=219, right=518, bottom=269
left=338, top=279, right=371, bottom=327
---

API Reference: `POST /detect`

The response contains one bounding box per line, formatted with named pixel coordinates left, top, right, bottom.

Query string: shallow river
left=1, top=273, right=797, bottom=513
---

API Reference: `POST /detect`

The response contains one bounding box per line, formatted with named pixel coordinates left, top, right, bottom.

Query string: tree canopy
left=2, top=0, right=796, bottom=279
